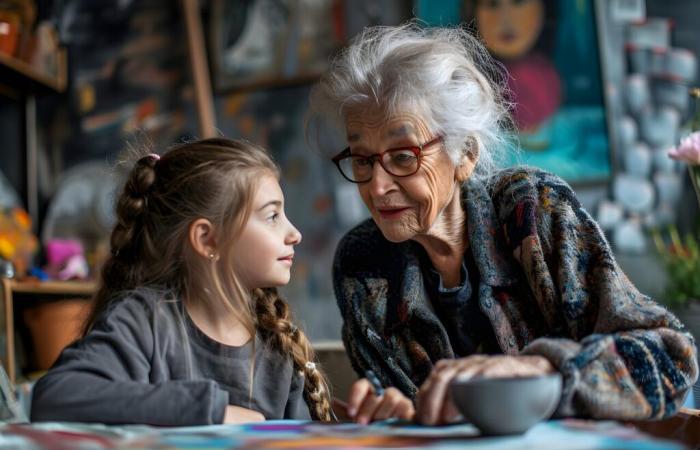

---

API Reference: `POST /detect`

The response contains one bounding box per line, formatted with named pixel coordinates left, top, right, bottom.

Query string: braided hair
left=85, top=152, right=161, bottom=331
left=254, top=287, right=333, bottom=421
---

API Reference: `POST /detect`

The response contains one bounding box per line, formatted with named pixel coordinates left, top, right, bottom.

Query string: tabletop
left=0, top=418, right=689, bottom=450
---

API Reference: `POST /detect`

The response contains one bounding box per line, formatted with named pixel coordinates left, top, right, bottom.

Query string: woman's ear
left=188, top=218, right=218, bottom=260
left=455, top=137, right=479, bottom=183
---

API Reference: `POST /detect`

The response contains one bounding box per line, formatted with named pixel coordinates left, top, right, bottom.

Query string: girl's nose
left=286, top=220, right=302, bottom=245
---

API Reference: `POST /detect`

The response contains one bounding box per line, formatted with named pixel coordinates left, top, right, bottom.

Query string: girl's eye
left=267, top=213, right=279, bottom=222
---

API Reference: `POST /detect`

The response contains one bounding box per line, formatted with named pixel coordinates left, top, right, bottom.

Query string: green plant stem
left=690, top=165, right=700, bottom=211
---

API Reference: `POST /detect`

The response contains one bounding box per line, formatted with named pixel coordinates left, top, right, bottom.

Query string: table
left=0, top=418, right=690, bottom=450
left=630, top=408, right=700, bottom=448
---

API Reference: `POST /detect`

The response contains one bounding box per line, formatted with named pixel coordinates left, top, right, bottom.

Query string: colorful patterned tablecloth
left=0, top=419, right=687, bottom=450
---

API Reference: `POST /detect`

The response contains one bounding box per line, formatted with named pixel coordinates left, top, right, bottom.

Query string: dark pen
left=365, top=370, right=385, bottom=396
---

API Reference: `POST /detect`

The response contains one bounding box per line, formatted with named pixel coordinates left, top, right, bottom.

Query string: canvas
left=208, top=0, right=344, bottom=92
left=0, top=419, right=686, bottom=449
left=463, top=0, right=613, bottom=185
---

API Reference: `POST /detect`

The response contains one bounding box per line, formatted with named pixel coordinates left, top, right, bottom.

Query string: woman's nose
left=367, top=161, right=395, bottom=196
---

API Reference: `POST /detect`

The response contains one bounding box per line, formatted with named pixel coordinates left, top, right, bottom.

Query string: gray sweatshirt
left=30, top=290, right=311, bottom=425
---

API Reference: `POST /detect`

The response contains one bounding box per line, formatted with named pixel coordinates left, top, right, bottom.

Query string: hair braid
left=112, top=154, right=158, bottom=257
left=83, top=154, right=159, bottom=335
left=253, top=287, right=333, bottom=421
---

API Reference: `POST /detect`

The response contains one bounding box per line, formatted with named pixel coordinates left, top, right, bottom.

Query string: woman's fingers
left=418, top=358, right=466, bottom=397
left=395, top=396, right=417, bottom=420
left=476, top=355, right=554, bottom=378
left=373, top=388, right=406, bottom=420
left=415, top=355, right=557, bottom=426
left=415, top=355, right=524, bottom=425
left=355, top=391, right=383, bottom=425
left=439, top=396, right=461, bottom=424
left=521, top=355, right=555, bottom=374
left=416, top=363, right=462, bottom=425
left=348, top=382, right=416, bottom=424
left=346, top=379, right=373, bottom=417
left=348, top=378, right=387, bottom=424
left=344, top=356, right=554, bottom=426
left=452, top=359, right=485, bottom=382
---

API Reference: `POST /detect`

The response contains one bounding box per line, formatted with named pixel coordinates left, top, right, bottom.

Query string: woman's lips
left=499, top=31, right=517, bottom=43
left=377, top=207, right=411, bottom=219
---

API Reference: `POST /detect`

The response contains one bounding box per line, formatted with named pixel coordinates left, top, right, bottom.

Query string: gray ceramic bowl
left=449, top=373, right=562, bottom=435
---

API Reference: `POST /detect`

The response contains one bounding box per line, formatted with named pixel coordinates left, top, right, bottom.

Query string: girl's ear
left=188, top=218, right=217, bottom=259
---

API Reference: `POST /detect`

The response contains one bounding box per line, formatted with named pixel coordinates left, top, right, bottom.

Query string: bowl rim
left=451, top=372, right=562, bottom=386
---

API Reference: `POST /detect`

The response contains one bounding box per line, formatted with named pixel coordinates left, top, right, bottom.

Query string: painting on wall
left=463, top=0, right=613, bottom=184
left=207, top=0, right=344, bottom=92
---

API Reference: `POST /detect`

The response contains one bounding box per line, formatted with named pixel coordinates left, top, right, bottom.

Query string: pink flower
left=668, top=131, right=700, bottom=165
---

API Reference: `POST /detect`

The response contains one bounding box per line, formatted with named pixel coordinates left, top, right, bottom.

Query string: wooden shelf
left=8, top=279, right=97, bottom=296
left=1, top=278, right=96, bottom=383
left=0, top=49, right=67, bottom=94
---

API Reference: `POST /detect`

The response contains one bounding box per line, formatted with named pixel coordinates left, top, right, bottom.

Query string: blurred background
left=0, top=0, right=700, bottom=389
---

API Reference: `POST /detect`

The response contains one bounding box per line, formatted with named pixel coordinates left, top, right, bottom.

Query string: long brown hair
left=84, top=137, right=332, bottom=421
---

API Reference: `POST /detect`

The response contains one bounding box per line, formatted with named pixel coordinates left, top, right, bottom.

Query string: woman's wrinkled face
left=476, top=0, right=544, bottom=60
left=345, top=109, right=462, bottom=242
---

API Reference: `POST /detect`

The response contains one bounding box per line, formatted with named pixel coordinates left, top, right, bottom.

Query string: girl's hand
left=223, top=405, right=265, bottom=424
left=346, top=378, right=415, bottom=424
left=415, top=355, right=555, bottom=425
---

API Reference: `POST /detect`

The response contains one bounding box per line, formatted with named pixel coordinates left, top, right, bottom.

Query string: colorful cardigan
left=333, top=167, right=698, bottom=419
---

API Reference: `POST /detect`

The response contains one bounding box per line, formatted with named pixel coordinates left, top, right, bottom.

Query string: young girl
left=31, top=138, right=333, bottom=425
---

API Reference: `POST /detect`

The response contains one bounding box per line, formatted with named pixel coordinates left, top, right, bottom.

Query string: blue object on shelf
left=28, top=267, right=49, bottom=281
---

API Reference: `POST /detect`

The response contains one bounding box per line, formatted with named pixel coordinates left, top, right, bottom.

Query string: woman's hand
left=223, top=405, right=265, bottom=424
left=346, top=378, right=415, bottom=424
left=415, top=355, right=555, bottom=425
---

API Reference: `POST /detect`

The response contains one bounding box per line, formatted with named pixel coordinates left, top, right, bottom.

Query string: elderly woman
left=308, top=23, right=698, bottom=426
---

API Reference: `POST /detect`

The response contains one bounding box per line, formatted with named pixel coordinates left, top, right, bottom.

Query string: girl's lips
left=377, top=207, right=411, bottom=219
left=278, top=255, right=294, bottom=265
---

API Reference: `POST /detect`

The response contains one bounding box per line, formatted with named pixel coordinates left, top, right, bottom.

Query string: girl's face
left=231, top=174, right=302, bottom=290
left=476, top=0, right=544, bottom=60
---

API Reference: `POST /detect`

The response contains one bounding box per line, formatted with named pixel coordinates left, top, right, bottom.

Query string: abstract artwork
left=208, top=0, right=344, bottom=92
left=463, top=0, right=613, bottom=184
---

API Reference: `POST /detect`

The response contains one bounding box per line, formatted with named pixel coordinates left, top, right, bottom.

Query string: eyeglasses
left=332, top=136, right=443, bottom=183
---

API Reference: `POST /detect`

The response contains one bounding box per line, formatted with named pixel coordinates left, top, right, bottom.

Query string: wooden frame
left=181, top=0, right=217, bottom=138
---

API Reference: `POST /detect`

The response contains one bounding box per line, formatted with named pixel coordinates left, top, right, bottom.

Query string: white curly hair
left=307, top=20, right=516, bottom=182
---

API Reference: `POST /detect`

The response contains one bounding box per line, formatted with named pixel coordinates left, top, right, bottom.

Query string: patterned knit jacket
left=333, top=167, right=698, bottom=419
